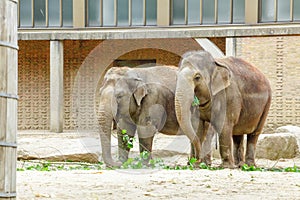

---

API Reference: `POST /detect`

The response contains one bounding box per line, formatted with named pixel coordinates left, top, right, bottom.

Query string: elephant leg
left=245, top=133, right=259, bottom=166
left=201, top=123, right=214, bottom=166
left=137, top=123, right=156, bottom=164
left=219, top=124, right=236, bottom=168
left=233, top=135, right=245, bottom=167
left=138, top=136, right=154, bottom=164
left=245, top=101, right=270, bottom=167
left=190, top=111, right=204, bottom=163
left=117, top=127, right=135, bottom=163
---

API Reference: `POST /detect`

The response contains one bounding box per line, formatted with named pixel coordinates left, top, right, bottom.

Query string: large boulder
left=256, top=126, right=300, bottom=160
left=17, top=133, right=104, bottom=163
left=212, top=126, right=300, bottom=160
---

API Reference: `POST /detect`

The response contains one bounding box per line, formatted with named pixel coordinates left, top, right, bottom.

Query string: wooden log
left=0, top=0, right=18, bottom=199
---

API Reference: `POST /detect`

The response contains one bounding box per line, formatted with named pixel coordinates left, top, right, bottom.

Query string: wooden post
left=0, top=0, right=18, bottom=199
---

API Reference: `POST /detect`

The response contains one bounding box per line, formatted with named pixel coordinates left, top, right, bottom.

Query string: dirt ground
left=16, top=131, right=300, bottom=200
left=17, top=158, right=300, bottom=200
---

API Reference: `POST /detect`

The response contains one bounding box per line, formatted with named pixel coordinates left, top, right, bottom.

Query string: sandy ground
left=16, top=131, right=300, bottom=199
left=17, top=158, right=300, bottom=200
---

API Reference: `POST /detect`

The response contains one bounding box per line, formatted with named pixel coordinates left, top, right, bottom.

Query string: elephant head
left=175, top=51, right=231, bottom=160
left=114, top=70, right=148, bottom=134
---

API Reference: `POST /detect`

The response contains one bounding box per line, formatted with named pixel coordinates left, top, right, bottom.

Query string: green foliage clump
left=241, top=164, right=300, bottom=173
left=121, top=129, right=134, bottom=149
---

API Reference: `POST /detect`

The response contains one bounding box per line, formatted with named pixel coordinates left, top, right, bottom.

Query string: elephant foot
left=236, top=161, right=245, bottom=168
left=245, top=159, right=256, bottom=167
left=105, top=160, right=123, bottom=168
left=202, top=154, right=212, bottom=166
left=221, top=161, right=237, bottom=169
left=187, top=158, right=202, bottom=168
left=119, top=156, right=128, bottom=163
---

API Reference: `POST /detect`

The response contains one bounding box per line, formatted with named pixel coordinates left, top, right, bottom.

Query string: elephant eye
left=194, top=74, right=201, bottom=81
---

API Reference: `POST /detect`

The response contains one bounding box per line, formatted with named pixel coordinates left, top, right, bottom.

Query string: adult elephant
left=98, top=65, right=213, bottom=167
left=175, top=51, right=271, bottom=168
left=97, top=67, right=131, bottom=167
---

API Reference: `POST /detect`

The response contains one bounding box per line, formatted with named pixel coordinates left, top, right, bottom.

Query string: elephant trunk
left=175, top=72, right=202, bottom=160
left=98, top=89, right=121, bottom=167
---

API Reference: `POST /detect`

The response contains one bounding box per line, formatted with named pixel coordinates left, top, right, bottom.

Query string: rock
left=256, top=133, right=299, bottom=160
left=275, top=125, right=300, bottom=134
left=17, top=134, right=104, bottom=163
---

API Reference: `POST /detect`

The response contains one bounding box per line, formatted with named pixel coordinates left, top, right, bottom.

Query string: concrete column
left=157, top=0, right=170, bottom=26
left=226, top=37, right=237, bottom=57
left=50, top=40, right=64, bottom=133
left=245, top=0, right=259, bottom=24
left=73, top=0, right=85, bottom=28
left=195, top=38, right=225, bottom=58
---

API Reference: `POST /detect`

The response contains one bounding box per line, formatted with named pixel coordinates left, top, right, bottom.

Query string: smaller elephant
left=114, top=65, right=184, bottom=163
left=98, top=65, right=213, bottom=167
left=175, top=51, right=272, bottom=168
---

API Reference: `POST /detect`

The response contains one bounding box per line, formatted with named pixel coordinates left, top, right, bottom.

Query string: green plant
left=241, top=164, right=300, bottom=173
left=121, top=151, right=164, bottom=169
left=192, top=96, right=200, bottom=107
left=17, top=161, right=105, bottom=171
left=121, top=129, right=134, bottom=149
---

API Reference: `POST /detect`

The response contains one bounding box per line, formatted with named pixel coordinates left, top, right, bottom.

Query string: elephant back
left=215, top=57, right=271, bottom=94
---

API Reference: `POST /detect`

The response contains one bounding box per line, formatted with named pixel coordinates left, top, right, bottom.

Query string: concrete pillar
left=226, top=37, right=237, bottom=57
left=157, top=0, right=170, bottom=26
left=50, top=40, right=64, bottom=133
left=195, top=38, right=225, bottom=58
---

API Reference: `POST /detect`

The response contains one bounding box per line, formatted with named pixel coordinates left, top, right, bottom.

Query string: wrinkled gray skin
left=98, top=66, right=213, bottom=167
left=98, top=67, right=130, bottom=167
left=175, top=51, right=271, bottom=168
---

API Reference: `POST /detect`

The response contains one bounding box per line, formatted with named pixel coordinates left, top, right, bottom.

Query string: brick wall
left=236, top=36, right=300, bottom=131
left=18, top=40, right=50, bottom=129
left=18, top=37, right=299, bottom=131
left=18, top=38, right=205, bottom=130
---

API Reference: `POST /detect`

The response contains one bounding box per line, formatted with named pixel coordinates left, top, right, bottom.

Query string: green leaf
left=199, top=162, right=208, bottom=169
left=189, top=157, right=197, bottom=165
left=192, top=96, right=200, bottom=106
left=127, top=141, right=133, bottom=149
left=141, top=151, right=150, bottom=160
left=121, top=129, right=127, bottom=135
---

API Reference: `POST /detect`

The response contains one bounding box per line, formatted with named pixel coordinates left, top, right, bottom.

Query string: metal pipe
left=275, top=0, right=278, bottom=22
left=60, top=0, right=63, bottom=26
left=185, top=0, right=188, bottom=25
left=129, top=0, right=132, bottom=26
left=215, top=0, right=218, bottom=24
left=143, top=0, right=146, bottom=25
left=0, top=192, right=17, bottom=198
left=290, top=0, right=294, bottom=21
left=32, top=0, right=34, bottom=27
left=230, top=0, right=233, bottom=23
left=114, top=0, right=117, bottom=26
left=100, top=0, right=103, bottom=26
left=200, top=0, right=203, bottom=24
left=46, top=0, right=49, bottom=27
left=0, top=142, right=18, bottom=148
left=0, top=92, right=19, bottom=100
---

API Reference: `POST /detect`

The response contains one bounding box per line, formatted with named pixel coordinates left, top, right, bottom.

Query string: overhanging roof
left=18, top=23, right=300, bottom=40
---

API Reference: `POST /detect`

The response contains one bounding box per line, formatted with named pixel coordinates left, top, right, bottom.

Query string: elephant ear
left=133, top=81, right=148, bottom=106
left=211, top=58, right=232, bottom=96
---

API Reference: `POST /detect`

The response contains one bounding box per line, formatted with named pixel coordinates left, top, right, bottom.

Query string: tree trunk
left=0, top=0, right=18, bottom=199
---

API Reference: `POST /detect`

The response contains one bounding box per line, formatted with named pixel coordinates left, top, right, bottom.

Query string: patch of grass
left=241, top=164, right=300, bottom=173
left=17, top=161, right=105, bottom=171
left=17, top=160, right=300, bottom=173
